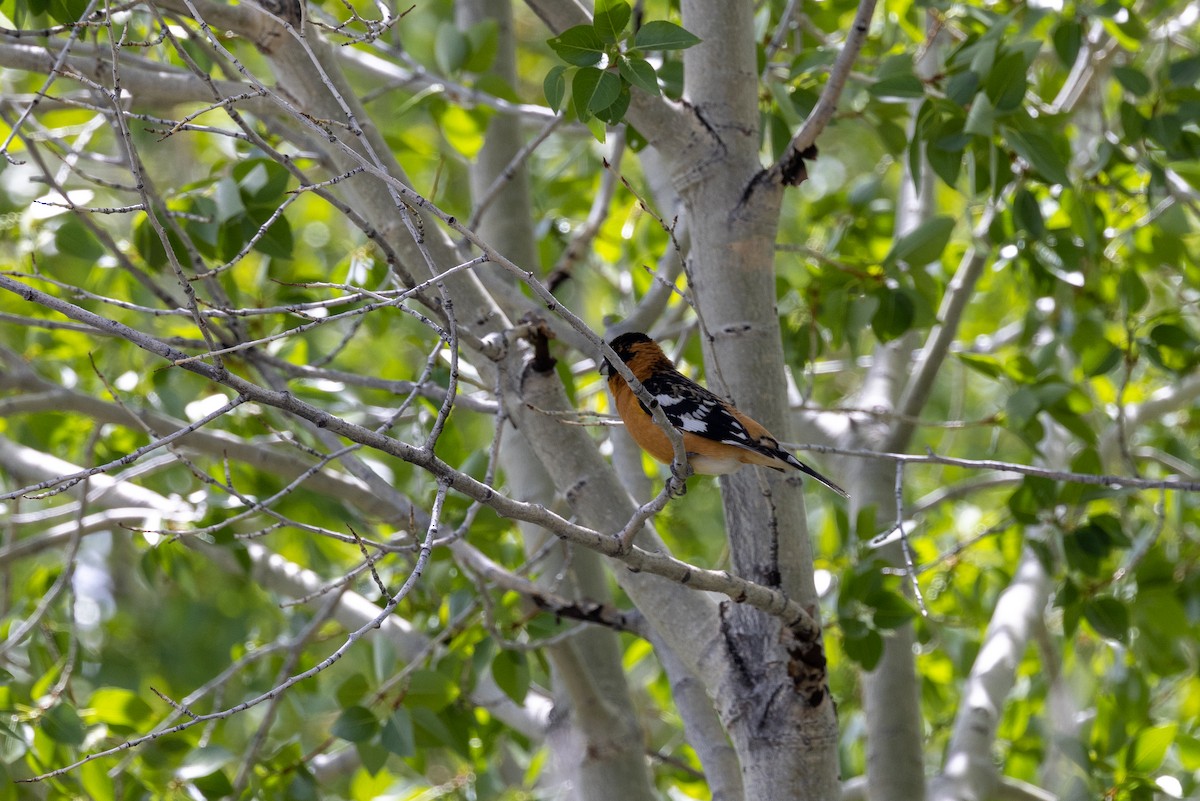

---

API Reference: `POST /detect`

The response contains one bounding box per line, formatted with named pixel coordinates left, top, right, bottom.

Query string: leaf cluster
left=544, top=0, right=699, bottom=129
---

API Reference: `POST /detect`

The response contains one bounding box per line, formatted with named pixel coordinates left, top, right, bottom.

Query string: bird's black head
left=600, top=332, right=659, bottom=377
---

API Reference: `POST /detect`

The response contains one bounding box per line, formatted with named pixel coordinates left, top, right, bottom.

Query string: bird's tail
left=784, top=453, right=849, bottom=498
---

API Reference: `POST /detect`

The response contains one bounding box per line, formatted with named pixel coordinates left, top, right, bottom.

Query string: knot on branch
left=779, top=143, right=819, bottom=187
left=519, top=314, right=556, bottom=373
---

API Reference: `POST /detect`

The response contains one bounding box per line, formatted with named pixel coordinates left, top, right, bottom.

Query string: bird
left=601, top=332, right=848, bottom=497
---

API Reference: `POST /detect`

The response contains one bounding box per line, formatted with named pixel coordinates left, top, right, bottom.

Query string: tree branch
left=765, top=0, right=878, bottom=186
left=0, top=275, right=822, bottom=641
left=884, top=200, right=999, bottom=452
left=930, top=547, right=1050, bottom=801
left=796, top=441, right=1200, bottom=494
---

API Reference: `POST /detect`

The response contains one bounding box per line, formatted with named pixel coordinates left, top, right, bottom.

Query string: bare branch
left=766, top=0, right=878, bottom=185
left=0, top=275, right=821, bottom=639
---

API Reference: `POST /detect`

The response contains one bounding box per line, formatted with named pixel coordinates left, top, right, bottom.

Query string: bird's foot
left=667, top=463, right=690, bottom=497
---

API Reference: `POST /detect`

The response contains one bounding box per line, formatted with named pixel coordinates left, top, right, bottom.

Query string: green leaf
left=957, top=352, right=1004, bottom=378
left=1119, top=269, right=1148, bottom=312
left=871, top=289, right=915, bottom=342
left=411, top=706, right=471, bottom=756
left=1005, top=127, right=1071, bottom=186
left=885, top=215, right=956, bottom=268
left=618, top=55, right=659, bottom=95
left=233, top=159, right=290, bottom=209
left=544, top=65, right=567, bottom=111
left=1113, top=66, right=1151, bottom=96
left=1012, top=187, right=1044, bottom=238
left=587, top=71, right=622, bottom=113
left=1120, top=101, right=1145, bottom=139
left=132, top=211, right=168, bottom=270
left=86, top=687, right=154, bottom=729
left=1070, top=318, right=1120, bottom=377
left=178, top=747, right=235, bottom=800
left=381, top=709, right=416, bottom=757
left=54, top=219, right=105, bottom=261
left=245, top=213, right=294, bottom=260
left=336, top=673, right=370, bottom=707
left=434, top=22, right=469, bottom=74
left=1052, top=20, right=1082, bottom=66
left=966, top=36, right=996, bottom=77
left=492, top=649, right=531, bottom=704
left=437, top=104, right=486, bottom=159
left=332, top=705, right=379, bottom=743
left=191, top=770, right=234, bottom=800
left=842, top=625, right=884, bottom=671
left=285, top=768, right=319, bottom=801
left=79, top=759, right=115, bottom=801
left=358, top=740, right=389, bottom=775
left=870, top=591, right=916, bottom=630
left=47, top=0, right=87, bottom=24
left=1005, top=386, right=1040, bottom=428
left=1083, top=596, right=1128, bottom=642
left=1007, top=477, right=1056, bottom=524
left=869, top=74, right=925, bottom=100
left=984, top=51, right=1027, bottom=113
left=463, top=20, right=498, bottom=72
left=1146, top=323, right=1199, bottom=372
left=963, top=92, right=995, bottom=137
left=406, top=668, right=459, bottom=711
left=1127, top=723, right=1178, bottom=773
left=657, top=59, right=684, bottom=99
left=946, top=71, right=980, bottom=106
left=178, top=746, right=234, bottom=780
left=632, top=20, right=701, bottom=51
left=213, top=176, right=245, bottom=224
left=594, top=84, right=631, bottom=124
left=1078, top=337, right=1120, bottom=377
left=1168, top=55, right=1200, bottom=88
left=928, top=138, right=965, bottom=187
left=41, top=702, right=86, bottom=745
left=548, top=24, right=606, bottom=66
left=593, top=0, right=631, bottom=44
left=572, top=67, right=621, bottom=120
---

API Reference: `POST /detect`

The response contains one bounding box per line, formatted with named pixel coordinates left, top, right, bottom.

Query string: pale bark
left=637, top=1, right=842, bottom=797
left=498, top=429, right=655, bottom=800
left=502, top=353, right=769, bottom=796
left=930, top=548, right=1051, bottom=801
left=849, top=340, right=927, bottom=801
left=460, top=4, right=656, bottom=796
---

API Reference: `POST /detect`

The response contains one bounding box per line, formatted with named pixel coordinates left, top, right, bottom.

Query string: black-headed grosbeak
left=601, top=332, right=848, bottom=497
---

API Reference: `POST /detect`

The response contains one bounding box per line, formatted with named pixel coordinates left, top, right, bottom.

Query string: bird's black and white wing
left=640, top=370, right=760, bottom=450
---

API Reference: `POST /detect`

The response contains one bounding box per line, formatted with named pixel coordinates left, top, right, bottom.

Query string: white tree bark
left=931, top=548, right=1051, bottom=801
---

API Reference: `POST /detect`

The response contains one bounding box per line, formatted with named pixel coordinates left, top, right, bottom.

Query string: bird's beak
left=599, top=356, right=612, bottom=377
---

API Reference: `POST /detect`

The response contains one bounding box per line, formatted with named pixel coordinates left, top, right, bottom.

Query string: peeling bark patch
left=782, top=626, right=829, bottom=707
